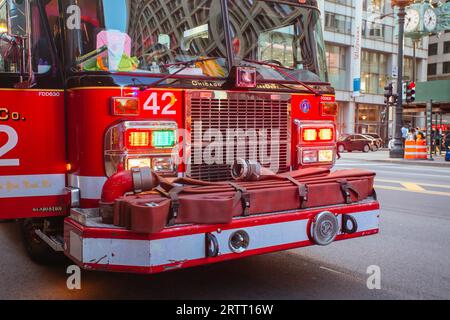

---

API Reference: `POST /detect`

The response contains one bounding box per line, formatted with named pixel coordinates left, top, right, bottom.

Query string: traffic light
left=406, top=82, right=416, bottom=104
left=384, top=83, right=394, bottom=105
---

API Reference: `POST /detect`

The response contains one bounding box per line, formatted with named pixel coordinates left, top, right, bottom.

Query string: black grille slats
left=188, top=92, right=290, bottom=182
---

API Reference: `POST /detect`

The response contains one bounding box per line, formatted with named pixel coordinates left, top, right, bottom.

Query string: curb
left=341, top=158, right=450, bottom=168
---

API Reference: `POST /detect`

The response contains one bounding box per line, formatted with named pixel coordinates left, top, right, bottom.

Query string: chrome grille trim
left=186, top=91, right=291, bottom=182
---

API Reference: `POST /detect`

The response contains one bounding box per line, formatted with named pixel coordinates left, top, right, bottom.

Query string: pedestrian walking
left=401, top=125, right=409, bottom=146
left=408, top=128, right=417, bottom=141
left=388, top=136, right=395, bottom=151
left=445, top=132, right=450, bottom=151
left=431, top=130, right=436, bottom=152
left=417, top=131, right=424, bottom=140
left=435, top=130, right=442, bottom=154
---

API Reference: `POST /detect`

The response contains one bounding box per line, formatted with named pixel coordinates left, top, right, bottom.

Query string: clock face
left=424, top=8, right=437, bottom=32
left=405, top=9, right=420, bottom=33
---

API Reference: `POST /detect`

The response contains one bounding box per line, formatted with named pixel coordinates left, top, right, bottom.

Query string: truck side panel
left=0, top=89, right=67, bottom=219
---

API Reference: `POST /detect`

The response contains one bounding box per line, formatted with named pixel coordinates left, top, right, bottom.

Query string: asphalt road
left=0, top=159, right=449, bottom=300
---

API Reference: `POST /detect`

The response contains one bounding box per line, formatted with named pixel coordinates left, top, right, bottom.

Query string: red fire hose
left=101, top=167, right=163, bottom=204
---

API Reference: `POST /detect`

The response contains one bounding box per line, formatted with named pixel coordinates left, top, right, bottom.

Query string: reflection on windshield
left=228, top=0, right=328, bottom=82
left=63, top=0, right=327, bottom=83
left=65, top=0, right=228, bottom=77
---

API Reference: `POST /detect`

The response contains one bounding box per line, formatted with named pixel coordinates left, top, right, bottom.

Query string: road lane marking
left=335, top=163, right=393, bottom=167
left=336, top=165, right=450, bottom=176
left=400, top=182, right=426, bottom=192
left=375, top=171, right=450, bottom=180
left=337, top=161, right=450, bottom=173
left=377, top=179, right=450, bottom=189
left=375, top=185, right=450, bottom=197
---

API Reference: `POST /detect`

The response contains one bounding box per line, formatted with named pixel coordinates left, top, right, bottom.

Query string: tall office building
left=427, top=25, right=450, bottom=130
left=427, top=0, right=450, bottom=81
left=319, top=0, right=429, bottom=141
left=428, top=31, right=450, bottom=80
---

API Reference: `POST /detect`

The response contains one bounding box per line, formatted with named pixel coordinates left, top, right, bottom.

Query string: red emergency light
left=320, top=102, right=338, bottom=117
left=111, top=97, right=140, bottom=116
left=235, top=66, right=257, bottom=88
left=302, top=128, right=335, bottom=142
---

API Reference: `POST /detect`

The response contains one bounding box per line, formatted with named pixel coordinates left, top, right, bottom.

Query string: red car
left=338, top=135, right=376, bottom=153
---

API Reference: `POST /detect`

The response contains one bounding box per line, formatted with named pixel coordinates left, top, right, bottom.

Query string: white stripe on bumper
left=72, top=210, right=380, bottom=268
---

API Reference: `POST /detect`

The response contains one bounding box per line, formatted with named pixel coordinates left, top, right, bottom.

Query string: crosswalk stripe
left=375, top=185, right=450, bottom=197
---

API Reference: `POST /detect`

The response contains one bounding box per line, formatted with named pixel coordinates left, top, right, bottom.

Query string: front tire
left=338, top=145, right=346, bottom=153
left=20, top=218, right=57, bottom=265
left=363, top=144, right=370, bottom=153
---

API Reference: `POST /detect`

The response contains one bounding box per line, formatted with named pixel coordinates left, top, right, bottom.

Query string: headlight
left=152, top=157, right=176, bottom=174
left=104, top=121, right=178, bottom=177
left=127, top=157, right=152, bottom=170
left=299, top=148, right=335, bottom=165
left=319, top=150, right=334, bottom=162
left=302, top=150, right=318, bottom=164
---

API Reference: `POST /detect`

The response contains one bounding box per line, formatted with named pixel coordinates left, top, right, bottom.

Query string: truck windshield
left=63, top=0, right=327, bottom=83
left=63, top=0, right=228, bottom=77
left=228, top=0, right=328, bottom=83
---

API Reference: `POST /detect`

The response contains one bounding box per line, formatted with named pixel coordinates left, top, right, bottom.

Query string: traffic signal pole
left=406, top=82, right=416, bottom=104
left=390, top=4, right=408, bottom=159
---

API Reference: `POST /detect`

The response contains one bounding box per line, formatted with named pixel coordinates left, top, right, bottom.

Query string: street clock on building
left=424, top=7, right=438, bottom=32
left=405, top=8, right=420, bottom=33
left=404, top=1, right=439, bottom=39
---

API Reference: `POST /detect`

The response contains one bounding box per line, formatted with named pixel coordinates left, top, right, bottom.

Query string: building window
left=428, top=43, right=438, bottom=56
left=325, top=13, right=352, bottom=35
left=326, top=44, right=347, bottom=90
left=363, top=20, right=384, bottom=39
left=403, top=57, right=414, bottom=81
left=364, top=0, right=385, bottom=14
left=443, top=62, right=450, bottom=74
left=444, top=41, right=450, bottom=54
left=428, top=63, right=437, bottom=76
left=360, top=50, right=388, bottom=95
left=363, top=0, right=385, bottom=40
left=328, top=0, right=352, bottom=6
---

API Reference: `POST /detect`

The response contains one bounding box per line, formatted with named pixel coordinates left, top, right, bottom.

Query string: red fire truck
left=0, top=0, right=380, bottom=274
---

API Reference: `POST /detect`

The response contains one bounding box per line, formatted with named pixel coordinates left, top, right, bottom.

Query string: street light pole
left=390, top=0, right=414, bottom=159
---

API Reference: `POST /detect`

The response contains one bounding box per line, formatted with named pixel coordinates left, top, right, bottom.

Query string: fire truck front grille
left=187, top=93, right=290, bottom=182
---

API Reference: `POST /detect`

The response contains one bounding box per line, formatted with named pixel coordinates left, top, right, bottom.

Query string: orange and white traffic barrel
left=404, top=140, right=417, bottom=160
left=416, top=139, right=428, bottom=160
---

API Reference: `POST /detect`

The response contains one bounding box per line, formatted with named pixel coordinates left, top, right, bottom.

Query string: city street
left=1, top=158, right=449, bottom=300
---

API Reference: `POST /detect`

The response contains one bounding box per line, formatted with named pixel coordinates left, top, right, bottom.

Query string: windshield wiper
left=74, top=45, right=108, bottom=67
left=142, top=57, right=220, bottom=89
left=242, top=58, right=321, bottom=96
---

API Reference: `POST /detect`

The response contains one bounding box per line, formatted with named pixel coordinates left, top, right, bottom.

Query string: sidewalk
left=339, top=150, right=450, bottom=168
